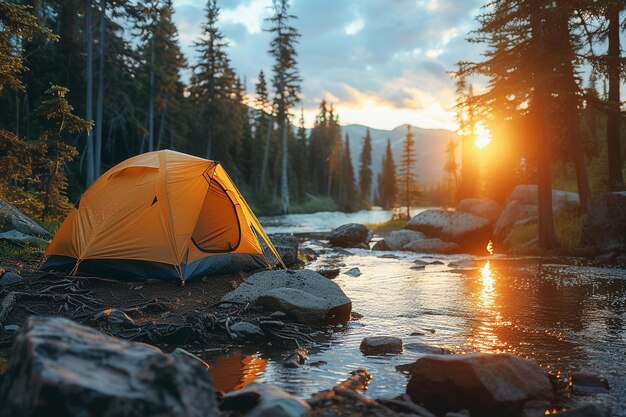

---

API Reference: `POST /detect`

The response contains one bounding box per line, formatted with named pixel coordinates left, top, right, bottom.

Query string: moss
left=364, top=219, right=407, bottom=233
left=0, top=241, right=45, bottom=259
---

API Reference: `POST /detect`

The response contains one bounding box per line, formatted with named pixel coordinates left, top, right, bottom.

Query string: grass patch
left=0, top=241, right=45, bottom=258
left=365, top=219, right=407, bottom=233
left=508, top=206, right=591, bottom=255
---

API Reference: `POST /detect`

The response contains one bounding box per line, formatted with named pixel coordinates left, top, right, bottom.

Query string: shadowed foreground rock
left=220, top=382, right=311, bottom=417
left=221, top=269, right=352, bottom=327
left=406, top=352, right=553, bottom=417
left=0, top=316, right=218, bottom=417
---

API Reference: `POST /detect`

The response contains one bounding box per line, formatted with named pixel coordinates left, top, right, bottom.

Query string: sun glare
left=475, top=123, right=492, bottom=149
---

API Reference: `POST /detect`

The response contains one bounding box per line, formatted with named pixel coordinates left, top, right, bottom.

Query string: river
left=206, top=209, right=626, bottom=414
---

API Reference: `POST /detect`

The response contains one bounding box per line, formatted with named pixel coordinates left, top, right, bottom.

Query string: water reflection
left=208, top=353, right=267, bottom=392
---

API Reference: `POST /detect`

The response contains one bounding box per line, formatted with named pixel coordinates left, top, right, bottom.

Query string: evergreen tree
left=255, top=70, right=274, bottom=193
left=359, top=128, right=372, bottom=202
left=266, top=0, right=301, bottom=214
left=338, top=133, right=358, bottom=211
left=398, top=124, right=418, bottom=218
left=377, top=138, right=397, bottom=209
left=444, top=137, right=459, bottom=206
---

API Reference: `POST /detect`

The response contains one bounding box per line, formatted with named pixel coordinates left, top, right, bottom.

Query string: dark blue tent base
left=41, top=254, right=268, bottom=282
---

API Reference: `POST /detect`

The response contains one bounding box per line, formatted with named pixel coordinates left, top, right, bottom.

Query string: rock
left=410, top=331, right=425, bottom=336
left=373, top=230, right=425, bottom=251
left=360, top=336, right=403, bottom=355
left=570, top=371, right=610, bottom=395
left=377, top=394, right=437, bottom=417
left=222, top=269, right=351, bottom=327
left=403, top=238, right=460, bottom=254
left=410, top=265, right=425, bottom=270
left=456, top=198, right=502, bottom=225
left=378, top=253, right=400, bottom=259
left=404, top=343, right=451, bottom=355
left=582, top=192, right=626, bottom=252
left=344, top=267, right=361, bottom=277
left=91, top=308, right=136, bottom=328
left=3, top=324, right=20, bottom=332
left=0, top=198, right=51, bottom=238
left=0, top=316, right=219, bottom=417
left=315, top=267, right=340, bottom=279
left=171, top=348, right=210, bottom=370
left=445, top=410, right=470, bottom=417
left=282, top=348, right=308, bottom=368
left=509, top=184, right=579, bottom=209
left=229, top=321, right=265, bottom=341
left=220, top=382, right=310, bottom=417
left=557, top=404, right=610, bottom=417
left=269, top=234, right=300, bottom=267
left=428, top=260, right=445, bottom=265
left=406, top=353, right=553, bottom=417
left=448, top=259, right=479, bottom=268
left=0, top=271, right=23, bottom=286
left=395, top=363, right=416, bottom=374
left=0, top=230, right=49, bottom=247
left=329, top=223, right=371, bottom=248
left=301, top=247, right=318, bottom=261
left=405, top=210, right=491, bottom=253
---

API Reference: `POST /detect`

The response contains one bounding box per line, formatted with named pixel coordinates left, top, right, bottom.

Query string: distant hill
left=339, top=124, right=460, bottom=199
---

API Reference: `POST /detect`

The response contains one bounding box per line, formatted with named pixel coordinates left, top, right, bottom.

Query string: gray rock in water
left=301, top=247, right=318, bottom=261
left=404, top=343, right=451, bottom=355
left=360, top=336, right=403, bottom=355
left=0, top=198, right=51, bottom=238
left=406, top=353, right=553, bottom=417
left=373, top=230, right=425, bottom=251
left=344, top=267, right=362, bottom=277
left=269, top=234, right=300, bottom=267
left=582, top=192, right=626, bottom=252
left=329, top=223, right=371, bottom=248
left=0, top=316, right=219, bottom=417
left=222, top=269, right=351, bottom=327
left=0, top=230, right=49, bottom=247
left=403, top=238, right=460, bottom=254
left=315, top=268, right=340, bottom=279
left=570, top=371, right=610, bottom=395
left=229, top=321, right=265, bottom=341
left=220, top=382, right=311, bottom=417
left=457, top=198, right=502, bottom=225
left=0, top=271, right=23, bottom=286
left=405, top=210, right=491, bottom=253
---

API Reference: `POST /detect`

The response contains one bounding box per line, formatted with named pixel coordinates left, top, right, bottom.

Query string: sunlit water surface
left=202, top=210, right=626, bottom=414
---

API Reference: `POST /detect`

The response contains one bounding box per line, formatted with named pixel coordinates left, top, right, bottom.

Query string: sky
left=172, top=0, right=486, bottom=131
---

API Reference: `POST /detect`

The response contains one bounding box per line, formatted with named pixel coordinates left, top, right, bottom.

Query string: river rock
left=315, top=267, right=340, bottom=279
left=344, top=267, right=361, bottom=277
left=0, top=316, right=219, bottom=417
left=372, top=230, right=425, bottom=251
left=406, top=352, right=553, bottom=417
left=360, top=336, right=403, bottom=355
left=456, top=198, right=502, bottom=225
left=329, top=223, right=371, bottom=248
left=0, top=270, right=23, bottom=286
left=570, top=371, right=610, bottom=395
left=582, top=192, right=626, bottom=252
left=405, top=210, right=491, bottom=253
left=0, top=198, right=51, bottom=239
left=301, top=247, right=318, bottom=261
left=220, top=382, right=311, bottom=417
left=221, top=269, right=351, bottom=327
left=229, top=321, right=265, bottom=341
left=269, top=234, right=300, bottom=267
left=403, top=238, right=460, bottom=254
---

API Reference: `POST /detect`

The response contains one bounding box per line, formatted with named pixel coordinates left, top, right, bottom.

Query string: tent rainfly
left=42, top=150, right=284, bottom=282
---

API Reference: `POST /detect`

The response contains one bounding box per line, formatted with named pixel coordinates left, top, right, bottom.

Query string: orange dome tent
left=42, top=150, right=284, bottom=282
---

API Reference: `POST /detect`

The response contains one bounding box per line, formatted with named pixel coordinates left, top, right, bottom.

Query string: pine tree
left=398, top=124, right=418, bottom=218
left=36, top=85, right=91, bottom=221
left=255, top=70, right=273, bottom=193
left=359, top=128, right=373, bottom=202
left=377, top=138, right=397, bottom=209
left=444, top=137, right=459, bottom=206
left=266, top=0, right=301, bottom=214
left=338, top=133, right=358, bottom=211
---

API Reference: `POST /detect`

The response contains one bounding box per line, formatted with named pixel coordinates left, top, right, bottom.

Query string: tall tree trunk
left=280, top=117, right=289, bottom=213
left=85, top=0, right=94, bottom=185
left=148, top=35, right=155, bottom=152
left=554, top=0, right=592, bottom=215
left=205, top=118, right=212, bottom=159
left=532, top=11, right=560, bottom=249
left=156, top=104, right=167, bottom=150
left=94, top=0, right=106, bottom=177
left=606, top=5, right=624, bottom=191
left=258, top=115, right=272, bottom=192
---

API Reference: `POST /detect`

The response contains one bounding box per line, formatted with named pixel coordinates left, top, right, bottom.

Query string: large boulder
left=456, top=198, right=502, bottom=225
left=0, top=198, right=51, bottom=239
left=221, top=269, right=352, bottom=327
left=269, top=234, right=300, bottom=267
left=405, top=210, right=491, bottom=253
left=582, top=192, right=626, bottom=252
left=220, top=382, right=311, bottom=417
left=403, top=238, right=460, bottom=254
left=0, top=316, right=219, bottom=417
left=329, top=223, right=371, bottom=248
left=494, top=184, right=580, bottom=244
left=406, top=353, right=553, bottom=417
left=372, top=230, right=425, bottom=251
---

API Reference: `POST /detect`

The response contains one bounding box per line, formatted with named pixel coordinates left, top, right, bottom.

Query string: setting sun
left=475, top=123, right=492, bottom=148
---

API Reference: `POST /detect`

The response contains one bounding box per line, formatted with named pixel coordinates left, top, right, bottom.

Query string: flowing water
left=204, top=209, right=626, bottom=414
